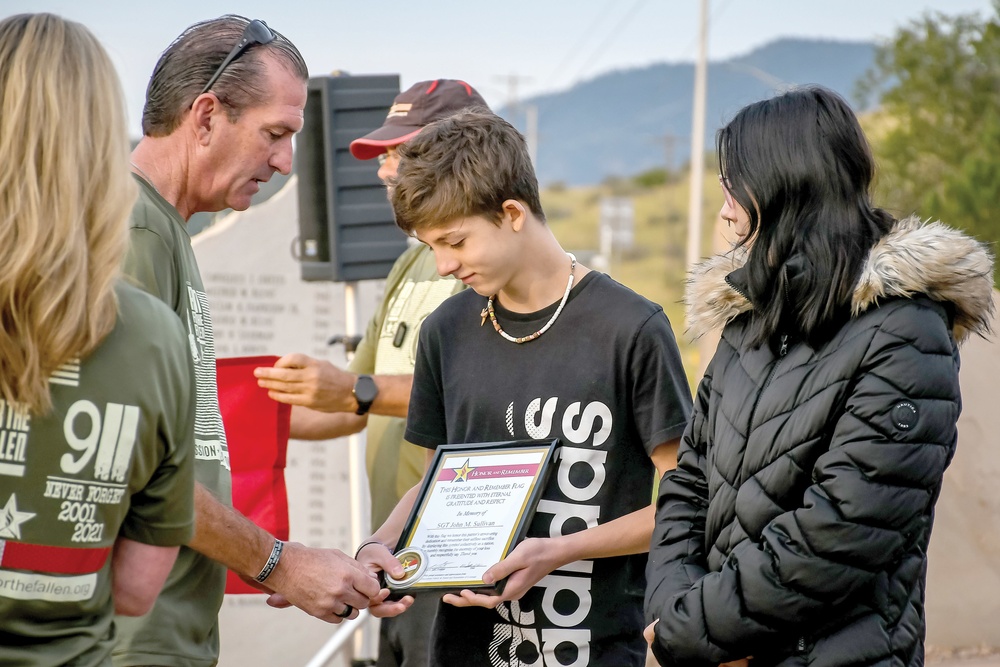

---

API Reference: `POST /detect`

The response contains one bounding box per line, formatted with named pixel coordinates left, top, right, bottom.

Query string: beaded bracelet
left=354, top=538, right=387, bottom=560
left=255, top=538, right=284, bottom=583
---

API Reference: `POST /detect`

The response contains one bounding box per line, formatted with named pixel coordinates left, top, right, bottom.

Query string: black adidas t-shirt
left=406, top=271, right=692, bottom=667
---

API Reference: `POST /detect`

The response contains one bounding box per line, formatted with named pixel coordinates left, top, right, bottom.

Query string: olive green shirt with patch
left=348, top=243, right=464, bottom=527
left=113, top=176, right=232, bottom=667
left=0, top=283, right=196, bottom=667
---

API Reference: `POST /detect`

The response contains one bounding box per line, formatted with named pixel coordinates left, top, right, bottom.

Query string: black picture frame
left=386, top=438, right=559, bottom=595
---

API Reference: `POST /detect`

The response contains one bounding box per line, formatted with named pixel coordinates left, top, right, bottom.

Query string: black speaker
left=296, top=74, right=406, bottom=282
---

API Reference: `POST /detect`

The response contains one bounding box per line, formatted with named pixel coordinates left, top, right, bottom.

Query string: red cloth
left=216, top=355, right=290, bottom=594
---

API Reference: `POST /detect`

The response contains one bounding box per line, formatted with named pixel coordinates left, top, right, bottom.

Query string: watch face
left=354, top=375, right=378, bottom=404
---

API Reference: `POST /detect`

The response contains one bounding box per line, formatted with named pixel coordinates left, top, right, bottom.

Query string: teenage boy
left=255, top=79, right=488, bottom=667
left=361, top=110, right=693, bottom=667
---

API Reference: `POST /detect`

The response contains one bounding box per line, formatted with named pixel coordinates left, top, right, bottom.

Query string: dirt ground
left=928, top=646, right=1000, bottom=666
left=642, top=645, right=1000, bottom=666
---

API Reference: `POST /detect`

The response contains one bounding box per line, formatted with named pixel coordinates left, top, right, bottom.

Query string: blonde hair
left=0, top=14, right=136, bottom=414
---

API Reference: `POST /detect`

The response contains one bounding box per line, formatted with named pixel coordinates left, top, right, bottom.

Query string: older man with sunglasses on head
left=113, top=15, right=399, bottom=667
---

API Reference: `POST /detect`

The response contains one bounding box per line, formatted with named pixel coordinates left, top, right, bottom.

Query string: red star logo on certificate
left=452, top=459, right=475, bottom=482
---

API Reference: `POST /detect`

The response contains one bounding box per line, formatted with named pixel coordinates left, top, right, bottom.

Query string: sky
left=2, top=0, right=995, bottom=137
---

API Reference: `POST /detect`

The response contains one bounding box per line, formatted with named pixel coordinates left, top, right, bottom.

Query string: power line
left=570, top=0, right=650, bottom=85
left=543, top=0, right=620, bottom=87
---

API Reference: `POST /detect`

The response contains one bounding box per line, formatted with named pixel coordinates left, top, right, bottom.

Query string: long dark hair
left=718, top=86, right=895, bottom=349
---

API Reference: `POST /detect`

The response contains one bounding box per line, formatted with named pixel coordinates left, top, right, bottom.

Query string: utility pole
left=495, top=73, right=533, bottom=114
left=495, top=73, right=537, bottom=165
left=654, top=133, right=678, bottom=174
left=525, top=104, right=539, bottom=167
left=686, top=0, right=709, bottom=273
left=689, top=0, right=720, bottom=372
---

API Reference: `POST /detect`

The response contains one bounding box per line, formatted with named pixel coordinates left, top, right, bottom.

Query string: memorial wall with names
left=192, top=177, right=382, bottom=666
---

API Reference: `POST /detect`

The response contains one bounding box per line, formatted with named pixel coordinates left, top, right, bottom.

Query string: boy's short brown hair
left=390, top=109, right=545, bottom=235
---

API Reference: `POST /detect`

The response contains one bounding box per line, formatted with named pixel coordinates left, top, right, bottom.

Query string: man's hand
left=255, top=353, right=356, bottom=413
left=263, top=542, right=381, bottom=623
left=442, top=537, right=564, bottom=609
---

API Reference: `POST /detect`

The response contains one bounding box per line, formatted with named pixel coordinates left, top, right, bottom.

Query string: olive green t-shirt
left=0, top=283, right=196, bottom=667
left=113, top=176, right=232, bottom=667
left=347, top=244, right=463, bottom=527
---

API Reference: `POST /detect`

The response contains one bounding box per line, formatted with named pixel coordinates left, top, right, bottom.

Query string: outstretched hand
left=254, top=353, right=356, bottom=412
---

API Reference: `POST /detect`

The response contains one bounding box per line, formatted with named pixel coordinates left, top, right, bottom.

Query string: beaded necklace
left=480, top=252, right=577, bottom=344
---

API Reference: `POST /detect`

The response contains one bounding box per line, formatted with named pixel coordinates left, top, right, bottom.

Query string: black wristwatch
left=353, top=374, right=378, bottom=415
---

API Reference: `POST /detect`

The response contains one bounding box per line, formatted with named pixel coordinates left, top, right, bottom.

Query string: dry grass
left=543, top=170, right=724, bottom=391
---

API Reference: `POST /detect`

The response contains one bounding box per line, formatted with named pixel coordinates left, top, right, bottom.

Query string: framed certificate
left=386, top=438, right=558, bottom=594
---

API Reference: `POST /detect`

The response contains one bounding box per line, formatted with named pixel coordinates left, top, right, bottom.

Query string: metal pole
left=686, top=0, right=709, bottom=274
left=303, top=611, right=371, bottom=667
left=343, top=282, right=364, bottom=554
left=343, top=282, right=377, bottom=665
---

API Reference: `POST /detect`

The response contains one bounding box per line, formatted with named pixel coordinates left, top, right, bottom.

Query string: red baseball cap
left=349, top=79, right=489, bottom=160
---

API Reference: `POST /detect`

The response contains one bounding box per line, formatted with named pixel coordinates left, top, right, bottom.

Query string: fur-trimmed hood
left=686, top=216, right=995, bottom=342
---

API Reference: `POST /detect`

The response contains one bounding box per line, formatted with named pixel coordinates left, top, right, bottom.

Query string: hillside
left=505, top=38, right=877, bottom=185
left=186, top=38, right=878, bottom=236
left=540, top=168, right=725, bottom=385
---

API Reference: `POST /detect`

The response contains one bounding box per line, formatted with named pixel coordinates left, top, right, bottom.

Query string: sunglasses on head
left=199, top=19, right=276, bottom=96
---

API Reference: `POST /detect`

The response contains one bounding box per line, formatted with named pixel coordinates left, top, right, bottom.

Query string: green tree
left=632, top=167, right=668, bottom=189
left=859, top=1, right=1000, bottom=285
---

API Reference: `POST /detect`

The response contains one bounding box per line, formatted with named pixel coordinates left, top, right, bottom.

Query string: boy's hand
left=355, top=541, right=414, bottom=618
left=442, top=537, right=563, bottom=608
left=267, top=587, right=414, bottom=618
left=368, top=588, right=415, bottom=619
left=356, top=541, right=404, bottom=579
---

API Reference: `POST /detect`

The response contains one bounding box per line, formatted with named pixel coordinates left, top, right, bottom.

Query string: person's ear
left=501, top=199, right=527, bottom=232
left=188, top=93, right=219, bottom=146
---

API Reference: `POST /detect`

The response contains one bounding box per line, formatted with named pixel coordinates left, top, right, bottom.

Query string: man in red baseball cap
left=350, top=79, right=488, bottom=160
left=256, top=79, right=489, bottom=667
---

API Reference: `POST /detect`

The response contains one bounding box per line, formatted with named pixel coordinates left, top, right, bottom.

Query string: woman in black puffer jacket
left=644, top=86, right=994, bottom=667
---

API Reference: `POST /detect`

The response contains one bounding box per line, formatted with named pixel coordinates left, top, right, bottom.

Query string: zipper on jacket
left=747, top=333, right=789, bottom=431
left=725, top=273, right=750, bottom=300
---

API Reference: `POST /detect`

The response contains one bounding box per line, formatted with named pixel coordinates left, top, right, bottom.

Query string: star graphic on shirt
left=0, top=494, right=35, bottom=540
left=452, top=459, right=475, bottom=482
